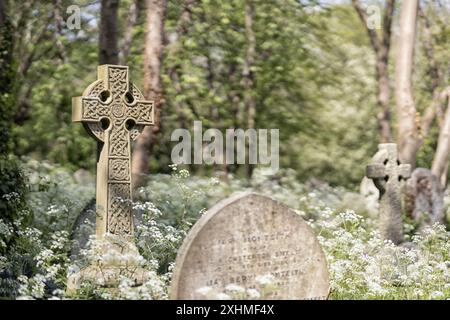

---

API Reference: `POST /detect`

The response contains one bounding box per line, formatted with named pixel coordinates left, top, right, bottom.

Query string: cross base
left=66, top=235, right=150, bottom=296
left=66, top=265, right=150, bottom=296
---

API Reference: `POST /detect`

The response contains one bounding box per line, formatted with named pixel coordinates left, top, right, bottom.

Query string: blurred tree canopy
left=5, top=0, right=450, bottom=189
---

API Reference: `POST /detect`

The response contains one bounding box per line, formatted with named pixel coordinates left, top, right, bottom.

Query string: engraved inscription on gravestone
left=171, top=193, right=330, bottom=300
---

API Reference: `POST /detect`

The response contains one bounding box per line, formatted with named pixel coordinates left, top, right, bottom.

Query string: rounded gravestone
left=171, top=193, right=330, bottom=300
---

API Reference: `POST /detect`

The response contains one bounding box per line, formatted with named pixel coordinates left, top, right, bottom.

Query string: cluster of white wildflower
left=78, top=235, right=143, bottom=268
left=133, top=201, right=163, bottom=215
left=0, top=219, right=14, bottom=250
left=312, top=206, right=450, bottom=299
left=195, top=274, right=276, bottom=300
left=7, top=162, right=450, bottom=300
left=17, top=231, right=70, bottom=299
left=2, top=192, right=20, bottom=202
left=70, top=235, right=170, bottom=300
left=46, top=204, right=68, bottom=217
left=110, top=272, right=168, bottom=300
left=133, top=195, right=188, bottom=268
left=17, top=274, right=46, bottom=299
left=255, top=274, right=275, bottom=286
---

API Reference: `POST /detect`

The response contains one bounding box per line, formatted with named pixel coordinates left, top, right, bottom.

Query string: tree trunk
left=53, top=0, right=67, bottom=62
left=0, top=0, right=15, bottom=155
left=431, top=93, right=450, bottom=185
left=243, top=0, right=256, bottom=179
left=440, top=163, right=449, bottom=187
left=167, top=0, right=196, bottom=130
left=376, top=0, right=395, bottom=143
left=169, top=69, right=187, bottom=129
left=376, top=48, right=392, bottom=143
left=0, top=0, right=6, bottom=26
left=13, top=3, right=53, bottom=126
left=99, top=0, right=120, bottom=65
left=396, top=0, right=419, bottom=166
left=352, top=0, right=395, bottom=143
left=131, top=0, right=166, bottom=188
left=119, top=0, right=141, bottom=64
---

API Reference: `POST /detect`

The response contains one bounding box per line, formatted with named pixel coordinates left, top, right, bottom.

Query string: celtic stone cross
left=366, top=143, right=411, bottom=244
left=73, top=65, right=154, bottom=240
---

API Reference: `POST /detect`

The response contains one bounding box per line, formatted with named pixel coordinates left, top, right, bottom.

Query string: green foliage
left=5, top=1, right=382, bottom=188
left=0, top=156, right=31, bottom=297
left=0, top=2, right=15, bottom=155
left=0, top=157, right=29, bottom=234
left=11, top=0, right=99, bottom=170
left=2, top=0, right=450, bottom=300
left=0, top=158, right=93, bottom=298
left=402, top=2, right=450, bottom=174
left=1, top=162, right=449, bottom=299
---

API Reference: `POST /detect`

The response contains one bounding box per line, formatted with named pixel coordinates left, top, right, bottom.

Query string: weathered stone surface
left=68, top=64, right=154, bottom=293
left=359, top=176, right=379, bottom=218
left=171, top=192, right=330, bottom=300
left=366, top=143, right=411, bottom=244
left=66, top=235, right=150, bottom=295
left=74, top=169, right=94, bottom=185
left=72, top=64, right=154, bottom=240
left=405, top=168, right=444, bottom=227
left=70, top=198, right=95, bottom=261
left=69, top=199, right=147, bottom=262
left=338, top=192, right=373, bottom=218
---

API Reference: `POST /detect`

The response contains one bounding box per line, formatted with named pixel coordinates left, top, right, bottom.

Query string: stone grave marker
left=405, top=168, right=444, bottom=228
left=171, top=192, right=330, bottom=300
left=72, top=64, right=154, bottom=239
left=366, top=143, right=411, bottom=244
left=70, top=198, right=95, bottom=261
left=67, top=64, right=154, bottom=292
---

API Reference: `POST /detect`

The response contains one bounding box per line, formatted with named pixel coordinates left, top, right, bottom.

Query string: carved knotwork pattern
left=108, top=183, right=132, bottom=236
left=89, top=81, right=104, bottom=98
left=136, top=102, right=153, bottom=123
left=85, top=81, right=106, bottom=141
left=109, top=67, right=128, bottom=96
left=83, top=82, right=149, bottom=142
left=83, top=80, right=105, bottom=141
left=110, top=127, right=129, bottom=157
left=112, top=102, right=125, bottom=119
left=82, top=100, right=99, bottom=119
left=82, top=100, right=109, bottom=120
left=131, top=86, right=144, bottom=100
left=129, top=105, right=141, bottom=118
left=109, top=159, right=130, bottom=181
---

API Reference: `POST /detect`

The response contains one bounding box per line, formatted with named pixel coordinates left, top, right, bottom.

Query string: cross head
left=73, top=65, right=154, bottom=240
left=366, top=143, right=411, bottom=196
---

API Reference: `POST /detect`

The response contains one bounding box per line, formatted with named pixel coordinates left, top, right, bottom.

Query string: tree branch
left=381, top=0, right=395, bottom=56
left=119, top=0, right=141, bottom=64
left=352, top=0, right=381, bottom=54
